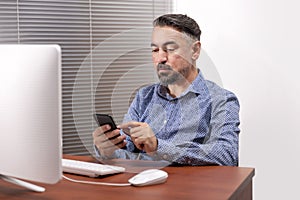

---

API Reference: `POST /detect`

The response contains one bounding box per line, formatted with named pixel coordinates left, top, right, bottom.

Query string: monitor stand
left=0, top=174, right=45, bottom=192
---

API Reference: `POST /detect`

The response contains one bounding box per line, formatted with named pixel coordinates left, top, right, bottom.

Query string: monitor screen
left=0, top=44, right=62, bottom=185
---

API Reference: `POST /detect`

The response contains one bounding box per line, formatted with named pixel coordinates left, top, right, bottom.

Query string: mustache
left=157, top=63, right=172, bottom=71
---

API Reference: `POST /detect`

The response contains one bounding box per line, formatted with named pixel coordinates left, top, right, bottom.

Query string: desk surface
left=0, top=155, right=255, bottom=200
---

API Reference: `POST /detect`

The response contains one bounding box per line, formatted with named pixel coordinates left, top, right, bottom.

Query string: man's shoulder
left=137, top=83, right=159, bottom=96
left=131, top=83, right=159, bottom=108
left=204, top=79, right=239, bottom=101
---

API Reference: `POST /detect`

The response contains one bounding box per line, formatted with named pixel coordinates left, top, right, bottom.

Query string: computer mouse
left=128, top=169, right=168, bottom=186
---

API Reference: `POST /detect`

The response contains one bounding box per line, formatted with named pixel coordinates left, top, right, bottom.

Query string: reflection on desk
left=0, top=155, right=255, bottom=200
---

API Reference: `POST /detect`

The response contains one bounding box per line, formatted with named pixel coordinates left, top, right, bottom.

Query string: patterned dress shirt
left=97, top=71, right=240, bottom=166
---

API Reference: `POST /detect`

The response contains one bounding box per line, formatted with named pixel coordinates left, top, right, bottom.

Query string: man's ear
left=192, top=41, right=201, bottom=60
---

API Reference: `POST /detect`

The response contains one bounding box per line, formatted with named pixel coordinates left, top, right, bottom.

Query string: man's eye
left=152, top=48, right=159, bottom=53
left=166, top=48, right=175, bottom=52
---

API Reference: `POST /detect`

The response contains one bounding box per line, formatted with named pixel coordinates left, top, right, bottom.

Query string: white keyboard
left=62, top=158, right=125, bottom=177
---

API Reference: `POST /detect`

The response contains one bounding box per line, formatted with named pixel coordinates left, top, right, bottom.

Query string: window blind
left=0, top=0, right=173, bottom=155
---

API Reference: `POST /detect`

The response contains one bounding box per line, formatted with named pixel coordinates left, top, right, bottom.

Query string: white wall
left=176, top=0, right=300, bottom=199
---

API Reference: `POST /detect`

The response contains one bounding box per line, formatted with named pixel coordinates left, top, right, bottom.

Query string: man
left=93, top=14, right=240, bottom=166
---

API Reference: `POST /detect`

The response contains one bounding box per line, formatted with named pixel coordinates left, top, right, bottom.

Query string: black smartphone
left=94, top=114, right=121, bottom=141
left=94, top=113, right=120, bottom=134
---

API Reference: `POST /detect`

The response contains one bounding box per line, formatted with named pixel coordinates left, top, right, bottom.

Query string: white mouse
left=128, top=169, right=168, bottom=186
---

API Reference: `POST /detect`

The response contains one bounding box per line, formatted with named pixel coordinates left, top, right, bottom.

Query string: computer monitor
left=0, top=44, right=62, bottom=192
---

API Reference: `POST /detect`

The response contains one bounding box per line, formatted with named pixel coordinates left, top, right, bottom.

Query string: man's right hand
left=92, top=124, right=127, bottom=157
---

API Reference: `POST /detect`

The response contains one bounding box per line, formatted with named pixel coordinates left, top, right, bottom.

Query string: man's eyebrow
left=150, top=41, right=177, bottom=47
left=163, top=41, right=177, bottom=46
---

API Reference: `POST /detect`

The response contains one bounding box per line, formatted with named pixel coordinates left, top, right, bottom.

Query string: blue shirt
left=97, top=71, right=240, bottom=166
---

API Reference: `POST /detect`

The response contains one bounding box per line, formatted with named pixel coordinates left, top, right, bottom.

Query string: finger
left=129, top=126, right=143, bottom=137
left=133, top=140, right=144, bottom=151
left=133, top=136, right=146, bottom=145
left=118, top=121, right=141, bottom=130
left=96, top=137, right=127, bottom=155
left=94, top=139, right=112, bottom=150
left=93, top=133, right=109, bottom=144
left=116, top=140, right=127, bottom=149
left=109, top=134, right=127, bottom=146
left=104, top=129, right=121, bottom=140
left=92, top=125, right=111, bottom=138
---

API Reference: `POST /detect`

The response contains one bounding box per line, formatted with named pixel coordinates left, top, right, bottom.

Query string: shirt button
left=163, top=120, right=167, bottom=124
left=163, top=154, right=168, bottom=159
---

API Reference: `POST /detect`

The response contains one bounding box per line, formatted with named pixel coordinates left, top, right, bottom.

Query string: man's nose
left=157, top=49, right=167, bottom=63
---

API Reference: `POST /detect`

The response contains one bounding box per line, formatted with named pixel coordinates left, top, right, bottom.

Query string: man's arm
left=154, top=92, right=240, bottom=166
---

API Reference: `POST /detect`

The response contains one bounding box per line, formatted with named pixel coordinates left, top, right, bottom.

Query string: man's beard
left=157, top=63, right=186, bottom=86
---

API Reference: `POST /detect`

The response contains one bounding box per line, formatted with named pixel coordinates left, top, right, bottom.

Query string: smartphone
left=94, top=114, right=121, bottom=141
left=94, top=114, right=117, bottom=131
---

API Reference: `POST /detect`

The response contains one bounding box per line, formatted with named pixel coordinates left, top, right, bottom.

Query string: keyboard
left=62, top=158, right=126, bottom=177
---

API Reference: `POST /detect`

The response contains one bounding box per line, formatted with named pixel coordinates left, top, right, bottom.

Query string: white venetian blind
left=0, top=0, right=173, bottom=155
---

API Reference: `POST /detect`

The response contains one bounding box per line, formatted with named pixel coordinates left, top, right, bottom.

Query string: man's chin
left=158, top=75, right=177, bottom=85
left=158, top=71, right=185, bottom=85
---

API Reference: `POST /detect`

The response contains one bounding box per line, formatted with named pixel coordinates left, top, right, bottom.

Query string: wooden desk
left=0, top=155, right=255, bottom=200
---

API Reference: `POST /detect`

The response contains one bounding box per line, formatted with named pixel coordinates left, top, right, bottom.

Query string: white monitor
left=0, top=44, right=62, bottom=191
